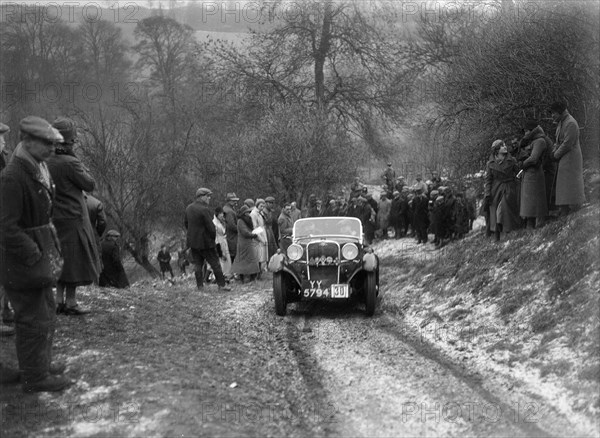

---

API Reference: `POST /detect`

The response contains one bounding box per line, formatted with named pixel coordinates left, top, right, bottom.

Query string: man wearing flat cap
left=0, top=116, right=72, bottom=392
left=185, top=188, right=231, bottom=291
left=222, top=193, right=239, bottom=263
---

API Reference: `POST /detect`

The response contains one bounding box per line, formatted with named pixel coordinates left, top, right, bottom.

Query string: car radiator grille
left=306, top=241, right=340, bottom=266
left=305, top=241, right=340, bottom=283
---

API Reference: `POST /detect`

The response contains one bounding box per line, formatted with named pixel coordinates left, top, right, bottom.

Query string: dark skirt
left=54, top=217, right=100, bottom=286
left=231, top=236, right=260, bottom=275
left=489, top=182, right=521, bottom=232
left=265, top=226, right=278, bottom=259
left=520, top=167, right=548, bottom=218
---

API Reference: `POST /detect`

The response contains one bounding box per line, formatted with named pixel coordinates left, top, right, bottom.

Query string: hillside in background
left=0, top=2, right=417, bottom=43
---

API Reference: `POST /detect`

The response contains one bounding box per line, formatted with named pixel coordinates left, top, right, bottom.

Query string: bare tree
left=76, top=95, right=196, bottom=276
left=133, top=15, right=197, bottom=109
left=78, top=19, right=130, bottom=84
left=410, top=0, right=599, bottom=172
left=206, top=0, right=416, bottom=156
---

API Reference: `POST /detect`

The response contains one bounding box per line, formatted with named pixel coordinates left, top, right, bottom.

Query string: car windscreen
left=293, top=217, right=362, bottom=239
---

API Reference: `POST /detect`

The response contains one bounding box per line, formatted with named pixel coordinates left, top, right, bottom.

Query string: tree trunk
left=125, top=235, right=160, bottom=278
left=314, top=1, right=333, bottom=110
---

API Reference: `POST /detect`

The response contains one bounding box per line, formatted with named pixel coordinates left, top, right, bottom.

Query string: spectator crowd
left=0, top=99, right=587, bottom=393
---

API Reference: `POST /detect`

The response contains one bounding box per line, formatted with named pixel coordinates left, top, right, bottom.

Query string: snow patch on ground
left=373, top=228, right=600, bottom=438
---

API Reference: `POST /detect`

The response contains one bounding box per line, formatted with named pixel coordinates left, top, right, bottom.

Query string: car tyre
left=273, top=272, right=287, bottom=316
left=365, top=272, right=377, bottom=317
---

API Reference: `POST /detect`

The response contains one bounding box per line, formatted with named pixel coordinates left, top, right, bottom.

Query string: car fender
left=362, top=253, right=378, bottom=272
left=267, top=252, right=286, bottom=272
left=281, top=266, right=302, bottom=288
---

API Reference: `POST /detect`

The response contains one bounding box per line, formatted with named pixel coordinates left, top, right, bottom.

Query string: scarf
left=13, top=142, right=52, bottom=191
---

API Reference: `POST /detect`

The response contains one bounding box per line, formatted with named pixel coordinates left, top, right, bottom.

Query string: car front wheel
left=365, top=272, right=377, bottom=317
left=273, top=272, right=287, bottom=316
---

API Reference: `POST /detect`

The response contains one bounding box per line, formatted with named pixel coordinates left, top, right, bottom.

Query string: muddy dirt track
left=0, top=244, right=588, bottom=437
left=234, top=293, right=556, bottom=438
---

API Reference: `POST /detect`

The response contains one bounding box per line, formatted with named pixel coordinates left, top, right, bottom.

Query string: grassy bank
left=379, top=203, right=600, bottom=434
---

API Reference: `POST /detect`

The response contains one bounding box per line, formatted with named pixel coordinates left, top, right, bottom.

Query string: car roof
left=292, top=217, right=363, bottom=243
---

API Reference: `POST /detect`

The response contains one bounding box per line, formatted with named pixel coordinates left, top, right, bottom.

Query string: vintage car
left=267, top=217, right=380, bottom=316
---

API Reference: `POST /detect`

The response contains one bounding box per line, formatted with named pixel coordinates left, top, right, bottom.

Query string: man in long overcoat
left=223, top=193, right=239, bottom=263
left=550, top=100, right=586, bottom=214
left=0, top=116, right=71, bottom=392
left=185, top=188, right=231, bottom=291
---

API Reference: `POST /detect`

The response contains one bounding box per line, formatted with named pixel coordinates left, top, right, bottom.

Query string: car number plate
left=331, top=284, right=348, bottom=298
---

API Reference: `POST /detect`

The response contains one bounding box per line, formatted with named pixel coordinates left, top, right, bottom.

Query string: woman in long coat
left=484, top=140, right=521, bottom=240
left=250, top=199, right=268, bottom=274
left=518, top=122, right=548, bottom=228
left=231, top=205, right=261, bottom=283
left=262, top=198, right=279, bottom=260
left=550, top=102, right=586, bottom=213
left=48, top=118, right=100, bottom=315
left=213, top=207, right=232, bottom=280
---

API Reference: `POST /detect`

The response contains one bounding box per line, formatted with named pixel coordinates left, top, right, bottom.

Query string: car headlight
left=287, top=244, right=303, bottom=261
left=341, top=243, right=359, bottom=260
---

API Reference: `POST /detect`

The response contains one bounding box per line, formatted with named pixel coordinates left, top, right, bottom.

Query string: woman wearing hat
left=47, top=117, right=100, bottom=315
left=483, top=140, right=521, bottom=240
left=212, top=206, right=232, bottom=281
left=517, top=120, right=548, bottom=229
left=231, top=205, right=261, bottom=283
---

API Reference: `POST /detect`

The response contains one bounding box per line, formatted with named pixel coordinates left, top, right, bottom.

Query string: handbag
left=2, top=223, right=64, bottom=290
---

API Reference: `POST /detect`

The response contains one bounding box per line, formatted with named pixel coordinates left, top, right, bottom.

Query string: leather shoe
left=23, top=375, right=71, bottom=393
left=218, top=286, right=232, bottom=292
left=64, top=305, right=91, bottom=316
left=50, top=362, right=66, bottom=375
